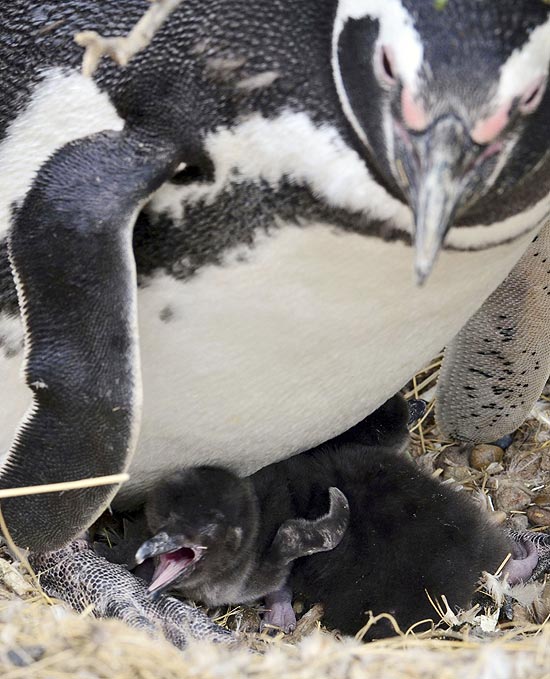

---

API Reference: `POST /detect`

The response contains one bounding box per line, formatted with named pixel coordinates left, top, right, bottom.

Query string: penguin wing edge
left=0, top=129, right=179, bottom=551
left=271, top=486, right=350, bottom=564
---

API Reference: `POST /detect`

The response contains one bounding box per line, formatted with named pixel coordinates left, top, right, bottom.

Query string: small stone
left=442, top=445, right=471, bottom=468
left=7, top=646, right=44, bottom=667
left=469, top=444, right=504, bottom=471
left=226, top=607, right=261, bottom=634
left=526, top=505, right=550, bottom=527
left=488, top=511, right=507, bottom=526
left=492, top=434, right=514, bottom=450
left=442, top=465, right=472, bottom=483
left=534, top=493, right=550, bottom=507
left=540, top=450, right=550, bottom=472
left=495, top=483, right=531, bottom=512
left=533, top=578, right=550, bottom=623
left=507, top=514, right=529, bottom=532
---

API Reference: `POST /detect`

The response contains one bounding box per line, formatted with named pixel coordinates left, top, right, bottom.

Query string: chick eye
left=376, top=45, right=398, bottom=86
left=519, top=77, right=547, bottom=115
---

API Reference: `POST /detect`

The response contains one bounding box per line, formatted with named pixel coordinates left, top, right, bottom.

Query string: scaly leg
left=437, top=221, right=550, bottom=442
left=30, top=541, right=233, bottom=649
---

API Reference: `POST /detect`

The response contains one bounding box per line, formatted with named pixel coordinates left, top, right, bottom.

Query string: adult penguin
left=0, top=1, right=548, bottom=560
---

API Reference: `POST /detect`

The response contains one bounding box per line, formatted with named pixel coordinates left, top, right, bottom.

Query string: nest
left=1, top=358, right=550, bottom=678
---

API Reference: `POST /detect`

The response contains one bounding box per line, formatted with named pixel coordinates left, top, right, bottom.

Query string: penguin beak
left=135, top=531, right=190, bottom=563
left=395, top=115, right=478, bottom=285
left=135, top=531, right=206, bottom=597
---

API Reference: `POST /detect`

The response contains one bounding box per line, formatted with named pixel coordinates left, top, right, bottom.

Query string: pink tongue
left=148, top=550, right=194, bottom=593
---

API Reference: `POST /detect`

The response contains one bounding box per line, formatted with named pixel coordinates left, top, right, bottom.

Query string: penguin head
left=333, top=0, right=550, bottom=282
left=136, top=467, right=257, bottom=597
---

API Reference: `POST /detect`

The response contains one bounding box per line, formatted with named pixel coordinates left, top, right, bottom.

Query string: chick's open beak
left=135, top=531, right=206, bottom=597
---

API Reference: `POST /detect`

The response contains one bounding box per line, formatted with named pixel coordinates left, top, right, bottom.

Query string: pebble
left=507, top=514, right=529, bottom=532
left=540, top=450, right=550, bottom=472
left=226, top=607, right=262, bottom=634
left=442, top=445, right=471, bottom=467
left=534, top=493, right=550, bottom=507
left=495, top=483, right=531, bottom=512
left=533, top=579, right=550, bottom=623
left=526, top=505, right=550, bottom=527
left=488, top=510, right=507, bottom=526
left=469, top=444, right=504, bottom=471
left=442, top=465, right=472, bottom=483
left=7, top=645, right=44, bottom=667
left=492, top=434, right=514, bottom=450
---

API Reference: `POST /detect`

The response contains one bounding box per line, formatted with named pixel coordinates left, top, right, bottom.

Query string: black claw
left=408, top=399, right=428, bottom=426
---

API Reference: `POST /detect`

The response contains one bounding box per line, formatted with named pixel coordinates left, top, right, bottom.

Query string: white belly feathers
left=123, top=222, right=532, bottom=500
left=0, top=69, right=542, bottom=502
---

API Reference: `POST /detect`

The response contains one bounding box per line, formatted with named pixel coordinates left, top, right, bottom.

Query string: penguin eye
left=518, top=77, right=547, bottom=115
left=376, top=45, right=398, bottom=87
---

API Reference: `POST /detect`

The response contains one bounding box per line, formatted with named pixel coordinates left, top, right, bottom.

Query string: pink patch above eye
left=472, top=76, right=547, bottom=145
left=471, top=103, right=511, bottom=145
left=401, top=87, right=428, bottom=131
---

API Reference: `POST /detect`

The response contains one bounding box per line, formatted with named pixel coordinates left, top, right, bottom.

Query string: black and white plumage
left=0, top=1, right=547, bottom=578
left=124, top=396, right=544, bottom=638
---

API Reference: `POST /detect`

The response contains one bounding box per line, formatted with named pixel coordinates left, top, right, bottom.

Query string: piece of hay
left=1, top=595, right=550, bottom=679
left=75, top=0, right=185, bottom=77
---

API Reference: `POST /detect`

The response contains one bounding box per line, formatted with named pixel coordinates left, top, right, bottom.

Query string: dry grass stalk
left=75, top=0, right=185, bottom=77
left=0, top=473, right=129, bottom=500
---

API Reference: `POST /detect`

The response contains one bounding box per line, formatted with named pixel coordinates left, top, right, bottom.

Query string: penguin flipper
left=271, top=487, right=349, bottom=564
left=436, top=220, right=550, bottom=443
left=30, top=540, right=233, bottom=648
left=0, top=130, right=177, bottom=551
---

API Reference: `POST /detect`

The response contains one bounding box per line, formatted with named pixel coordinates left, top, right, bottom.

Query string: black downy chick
left=132, top=395, right=540, bottom=637
left=135, top=466, right=349, bottom=632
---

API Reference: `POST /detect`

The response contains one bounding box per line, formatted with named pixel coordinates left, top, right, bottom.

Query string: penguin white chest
left=126, top=221, right=532, bottom=497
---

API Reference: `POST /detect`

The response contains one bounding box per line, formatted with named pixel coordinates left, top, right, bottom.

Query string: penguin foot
left=29, top=540, right=234, bottom=650
left=261, top=585, right=296, bottom=635
left=505, top=531, right=550, bottom=584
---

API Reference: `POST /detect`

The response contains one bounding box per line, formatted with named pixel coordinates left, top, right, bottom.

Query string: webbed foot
left=29, top=540, right=234, bottom=650
left=505, top=531, right=550, bottom=584
left=261, top=585, right=296, bottom=635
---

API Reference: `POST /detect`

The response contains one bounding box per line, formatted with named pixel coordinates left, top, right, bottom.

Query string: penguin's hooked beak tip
left=135, top=531, right=207, bottom=597
left=412, top=184, right=458, bottom=287
left=411, top=158, right=465, bottom=287
left=395, top=115, right=477, bottom=286
left=134, top=530, right=205, bottom=567
left=414, top=259, right=432, bottom=288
